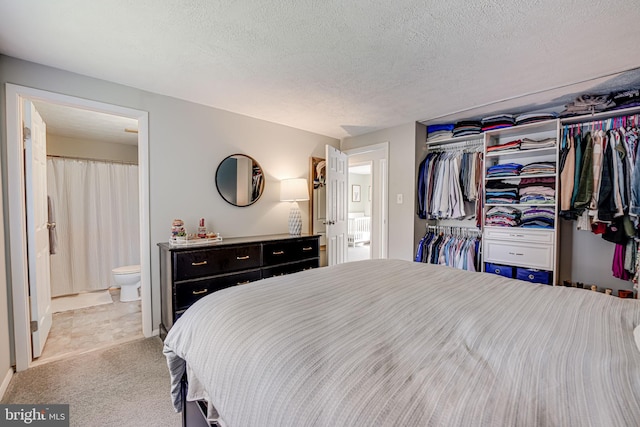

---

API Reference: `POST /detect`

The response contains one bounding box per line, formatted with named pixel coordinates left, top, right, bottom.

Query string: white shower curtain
left=47, top=157, right=140, bottom=297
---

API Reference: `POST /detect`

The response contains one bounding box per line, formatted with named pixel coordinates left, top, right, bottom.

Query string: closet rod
left=426, top=139, right=483, bottom=152
left=47, top=154, right=138, bottom=165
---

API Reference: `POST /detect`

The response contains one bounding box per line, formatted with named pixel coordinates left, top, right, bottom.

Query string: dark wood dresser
left=158, top=234, right=320, bottom=337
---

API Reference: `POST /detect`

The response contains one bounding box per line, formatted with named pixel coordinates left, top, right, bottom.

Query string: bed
left=347, top=212, right=371, bottom=246
left=164, top=259, right=640, bottom=427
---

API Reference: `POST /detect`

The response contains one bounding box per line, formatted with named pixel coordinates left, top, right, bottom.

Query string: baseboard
left=0, top=367, right=14, bottom=400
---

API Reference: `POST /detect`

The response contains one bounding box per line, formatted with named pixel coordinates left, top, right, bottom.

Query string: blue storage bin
left=485, top=263, right=514, bottom=279
left=516, top=267, right=551, bottom=285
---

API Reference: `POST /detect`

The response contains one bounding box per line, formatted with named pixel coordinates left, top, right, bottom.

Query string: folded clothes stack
left=481, top=114, right=515, bottom=131
left=514, top=112, right=558, bottom=125
left=519, top=177, right=555, bottom=204
left=485, top=180, right=519, bottom=204
left=487, top=139, right=520, bottom=153
left=520, top=162, right=556, bottom=175
left=486, top=162, right=523, bottom=178
left=560, top=94, right=615, bottom=117
left=520, top=207, right=555, bottom=228
left=452, top=120, right=483, bottom=137
left=485, top=206, right=521, bottom=227
left=520, top=137, right=556, bottom=150
left=426, top=123, right=455, bottom=142
left=611, top=89, right=640, bottom=111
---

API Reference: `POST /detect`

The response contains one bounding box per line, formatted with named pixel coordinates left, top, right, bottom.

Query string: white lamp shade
left=280, top=178, right=309, bottom=201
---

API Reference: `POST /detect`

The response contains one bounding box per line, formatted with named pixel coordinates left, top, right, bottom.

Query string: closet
left=415, top=104, right=640, bottom=294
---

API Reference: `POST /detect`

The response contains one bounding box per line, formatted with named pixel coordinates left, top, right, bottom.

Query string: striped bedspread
left=164, top=259, right=640, bottom=427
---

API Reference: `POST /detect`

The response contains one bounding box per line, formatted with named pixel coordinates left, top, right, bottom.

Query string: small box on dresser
left=159, top=234, right=320, bottom=338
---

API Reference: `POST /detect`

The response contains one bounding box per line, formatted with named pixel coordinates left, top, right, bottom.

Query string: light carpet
left=1, top=337, right=181, bottom=427
left=52, top=290, right=113, bottom=313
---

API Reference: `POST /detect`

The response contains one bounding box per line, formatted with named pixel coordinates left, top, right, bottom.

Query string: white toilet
left=112, top=264, right=141, bottom=302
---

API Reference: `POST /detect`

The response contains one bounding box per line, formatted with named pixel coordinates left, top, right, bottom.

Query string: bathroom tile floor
left=37, top=289, right=143, bottom=364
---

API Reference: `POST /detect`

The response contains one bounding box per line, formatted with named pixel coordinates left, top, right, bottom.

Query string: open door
left=23, top=99, right=52, bottom=358
left=325, top=145, right=348, bottom=265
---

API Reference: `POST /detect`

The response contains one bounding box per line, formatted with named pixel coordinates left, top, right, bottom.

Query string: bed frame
left=181, top=375, right=218, bottom=427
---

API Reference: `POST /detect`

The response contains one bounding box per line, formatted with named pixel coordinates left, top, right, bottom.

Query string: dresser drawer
left=483, top=239, right=554, bottom=270
left=483, top=227, right=554, bottom=244
left=174, top=244, right=261, bottom=280
left=263, top=239, right=319, bottom=266
left=175, top=269, right=262, bottom=311
left=262, top=259, right=318, bottom=279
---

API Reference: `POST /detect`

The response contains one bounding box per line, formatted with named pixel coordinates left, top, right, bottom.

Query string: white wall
left=47, top=134, right=138, bottom=163
left=0, top=55, right=339, bottom=345
left=348, top=172, right=371, bottom=215
left=341, top=123, right=417, bottom=261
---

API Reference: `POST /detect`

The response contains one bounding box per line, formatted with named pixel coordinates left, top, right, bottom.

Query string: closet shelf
left=485, top=147, right=557, bottom=158
left=485, top=173, right=557, bottom=180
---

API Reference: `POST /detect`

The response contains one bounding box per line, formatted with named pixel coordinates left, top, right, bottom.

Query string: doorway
left=336, top=142, right=388, bottom=262
left=6, top=84, right=151, bottom=371
left=347, top=162, right=372, bottom=262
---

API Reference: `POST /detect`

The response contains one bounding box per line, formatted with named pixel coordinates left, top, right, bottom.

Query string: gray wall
left=341, top=122, right=418, bottom=261
left=0, top=55, right=340, bottom=362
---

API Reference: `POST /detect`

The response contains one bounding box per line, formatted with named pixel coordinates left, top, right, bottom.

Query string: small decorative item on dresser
left=171, top=219, right=186, bottom=238
left=618, top=289, right=634, bottom=298
left=198, top=218, right=207, bottom=238
left=605, top=288, right=613, bottom=295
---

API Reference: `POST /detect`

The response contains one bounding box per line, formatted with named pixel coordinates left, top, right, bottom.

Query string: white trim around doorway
left=344, top=142, right=389, bottom=260
left=5, top=83, right=153, bottom=371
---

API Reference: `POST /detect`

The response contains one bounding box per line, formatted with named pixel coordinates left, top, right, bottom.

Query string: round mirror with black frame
left=215, top=154, right=265, bottom=207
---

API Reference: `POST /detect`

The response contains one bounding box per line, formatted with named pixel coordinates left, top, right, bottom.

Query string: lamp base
left=288, top=202, right=302, bottom=235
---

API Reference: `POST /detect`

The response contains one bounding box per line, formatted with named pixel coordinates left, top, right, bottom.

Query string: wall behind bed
left=0, top=55, right=339, bottom=349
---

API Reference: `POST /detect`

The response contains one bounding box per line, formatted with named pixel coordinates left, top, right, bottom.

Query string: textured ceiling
left=2, top=1, right=640, bottom=139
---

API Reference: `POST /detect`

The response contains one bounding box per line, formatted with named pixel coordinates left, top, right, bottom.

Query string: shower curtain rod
left=47, top=154, right=138, bottom=166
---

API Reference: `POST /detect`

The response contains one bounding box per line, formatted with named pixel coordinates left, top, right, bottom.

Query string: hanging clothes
left=417, top=142, right=482, bottom=220
left=560, top=113, right=640, bottom=284
left=415, top=227, right=481, bottom=272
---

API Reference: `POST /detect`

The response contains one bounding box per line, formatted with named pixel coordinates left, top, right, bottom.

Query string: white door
left=24, top=99, right=52, bottom=358
left=325, top=145, right=348, bottom=265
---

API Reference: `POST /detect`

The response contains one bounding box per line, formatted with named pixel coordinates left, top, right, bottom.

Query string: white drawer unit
left=484, top=239, right=555, bottom=270
left=483, top=227, right=554, bottom=244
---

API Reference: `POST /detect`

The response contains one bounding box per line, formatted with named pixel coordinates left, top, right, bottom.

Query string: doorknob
left=324, top=220, right=336, bottom=225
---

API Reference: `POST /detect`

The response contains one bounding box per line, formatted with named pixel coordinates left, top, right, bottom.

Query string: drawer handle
left=237, top=280, right=251, bottom=285
left=272, top=251, right=285, bottom=255
left=508, top=252, right=524, bottom=256
left=237, top=255, right=250, bottom=260
left=509, top=234, right=525, bottom=238
left=191, top=261, right=208, bottom=266
left=192, top=289, right=208, bottom=295
left=302, top=247, right=313, bottom=251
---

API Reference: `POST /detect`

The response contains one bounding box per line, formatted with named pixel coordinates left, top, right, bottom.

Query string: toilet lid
left=113, top=264, right=140, bottom=274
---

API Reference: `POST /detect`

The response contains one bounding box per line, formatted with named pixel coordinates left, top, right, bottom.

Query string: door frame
left=5, top=83, right=152, bottom=371
left=344, top=142, right=389, bottom=259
